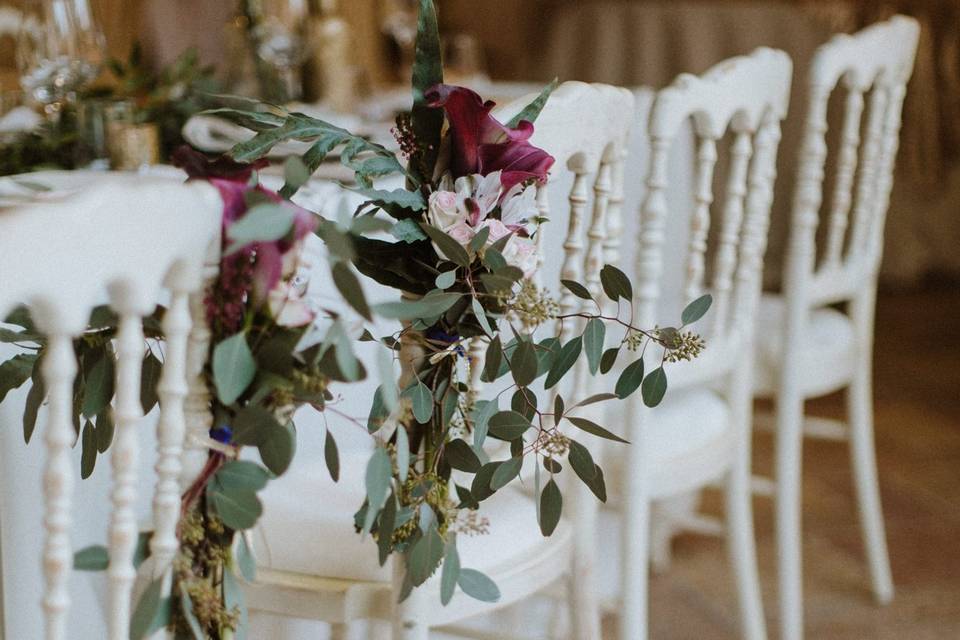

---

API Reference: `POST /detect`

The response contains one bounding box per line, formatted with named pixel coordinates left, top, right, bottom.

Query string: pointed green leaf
left=0, top=354, right=37, bottom=404
left=422, top=224, right=471, bottom=267
left=481, top=335, right=502, bottom=383
left=544, top=336, right=582, bottom=389
left=615, top=357, right=645, bottom=399
left=600, top=347, right=620, bottom=374
left=457, top=568, right=500, bottom=603
left=490, top=456, right=523, bottom=490
left=566, top=416, right=630, bottom=444
left=510, top=340, right=538, bottom=387
left=435, top=269, right=457, bottom=289
left=226, top=203, right=295, bottom=252
left=440, top=540, right=461, bottom=606
left=539, top=478, right=562, bottom=536
left=129, top=577, right=171, bottom=640
left=506, top=78, right=559, bottom=127
left=600, top=264, right=633, bottom=302
left=487, top=411, right=532, bottom=441
left=236, top=534, right=257, bottom=582
left=560, top=279, right=593, bottom=301
left=73, top=545, right=109, bottom=571
left=213, top=333, right=257, bottom=405
left=408, top=524, right=444, bottom=586
left=682, top=294, right=713, bottom=325
left=332, top=262, right=372, bottom=321
left=445, top=438, right=481, bottom=472
left=139, top=352, right=161, bottom=413
left=568, top=439, right=606, bottom=502
left=80, top=419, right=97, bottom=479
left=396, top=425, right=410, bottom=483
left=404, top=381, right=433, bottom=423
left=642, top=367, right=668, bottom=407
left=324, top=428, right=340, bottom=482
left=95, top=409, right=114, bottom=453
left=364, top=447, right=392, bottom=531
left=258, top=421, right=295, bottom=476
left=582, top=318, right=605, bottom=375
left=373, top=292, right=462, bottom=320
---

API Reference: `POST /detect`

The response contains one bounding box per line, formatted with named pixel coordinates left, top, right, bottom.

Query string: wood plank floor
left=623, top=283, right=960, bottom=639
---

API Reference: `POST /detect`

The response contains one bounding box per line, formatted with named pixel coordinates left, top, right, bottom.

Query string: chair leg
left=569, top=482, right=602, bottom=640
left=847, top=360, right=894, bottom=604
left=775, top=391, right=805, bottom=640
left=392, top=560, right=429, bottom=640
left=619, top=491, right=650, bottom=640
left=725, top=466, right=767, bottom=640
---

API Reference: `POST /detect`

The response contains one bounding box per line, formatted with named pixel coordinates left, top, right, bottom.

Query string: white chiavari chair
left=244, top=81, right=634, bottom=640
left=0, top=174, right=222, bottom=640
left=751, top=16, right=920, bottom=640
left=597, top=48, right=793, bottom=640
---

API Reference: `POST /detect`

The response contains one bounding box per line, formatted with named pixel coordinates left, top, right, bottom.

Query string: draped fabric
left=539, top=0, right=960, bottom=285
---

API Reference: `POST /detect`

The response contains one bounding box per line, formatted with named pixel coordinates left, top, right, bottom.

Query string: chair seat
left=252, top=450, right=567, bottom=586
left=602, top=387, right=734, bottom=499
left=752, top=293, right=857, bottom=398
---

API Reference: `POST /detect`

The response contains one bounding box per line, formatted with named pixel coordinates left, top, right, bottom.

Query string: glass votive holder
left=75, top=97, right=124, bottom=169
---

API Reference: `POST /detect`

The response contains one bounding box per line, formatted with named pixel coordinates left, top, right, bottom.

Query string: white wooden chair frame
left=614, top=48, right=793, bottom=640
left=0, top=174, right=222, bottom=640
left=754, top=16, right=920, bottom=640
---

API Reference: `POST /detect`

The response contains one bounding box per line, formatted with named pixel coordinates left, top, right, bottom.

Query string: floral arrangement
left=0, top=0, right=711, bottom=636
left=212, top=0, right=711, bottom=608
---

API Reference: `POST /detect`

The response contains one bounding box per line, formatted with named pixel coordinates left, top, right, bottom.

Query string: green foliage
left=213, top=333, right=257, bottom=405
left=0, top=354, right=38, bottom=404
left=682, top=294, right=713, bottom=325
left=506, top=79, right=560, bottom=128
left=457, top=569, right=500, bottom=603
left=642, top=366, right=668, bottom=407
left=539, top=478, right=562, bottom=536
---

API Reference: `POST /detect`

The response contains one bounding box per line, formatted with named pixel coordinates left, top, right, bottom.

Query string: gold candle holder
left=108, top=121, right=160, bottom=171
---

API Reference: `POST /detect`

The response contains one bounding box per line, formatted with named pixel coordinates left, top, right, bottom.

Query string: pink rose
left=428, top=190, right=461, bottom=231
left=479, top=219, right=512, bottom=245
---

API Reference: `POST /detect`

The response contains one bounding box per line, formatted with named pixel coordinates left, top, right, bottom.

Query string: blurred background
left=0, top=1, right=957, bottom=637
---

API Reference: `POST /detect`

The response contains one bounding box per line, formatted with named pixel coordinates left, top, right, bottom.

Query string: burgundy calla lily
left=425, top=85, right=554, bottom=191
left=173, top=146, right=317, bottom=329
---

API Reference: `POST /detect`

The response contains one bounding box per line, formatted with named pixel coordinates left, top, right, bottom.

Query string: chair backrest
left=636, top=47, right=793, bottom=389
left=0, top=174, right=222, bottom=640
left=468, top=82, right=636, bottom=403
left=787, top=15, right=919, bottom=307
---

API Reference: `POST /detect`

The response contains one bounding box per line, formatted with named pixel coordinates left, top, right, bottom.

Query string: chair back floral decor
left=0, top=1, right=711, bottom=637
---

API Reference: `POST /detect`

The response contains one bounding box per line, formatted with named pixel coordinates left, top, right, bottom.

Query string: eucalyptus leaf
left=0, top=354, right=37, bottom=404
left=544, top=336, right=582, bottom=389
left=226, top=203, right=295, bottom=252
left=560, top=279, right=592, bottom=301
left=600, top=264, right=633, bottom=302
left=615, top=357, right=645, bottom=399
left=539, top=478, right=562, bottom=536
left=373, top=292, right=462, bottom=320
left=487, top=411, right=532, bottom=441
left=600, top=347, right=620, bottom=374
left=444, top=438, right=481, bottom=473
left=510, top=340, right=538, bottom=387
left=258, top=421, right=296, bottom=476
left=472, top=297, right=494, bottom=337
left=404, top=381, right=433, bottom=423
left=566, top=416, right=630, bottom=444
left=568, top=440, right=606, bottom=502
left=422, top=224, right=471, bottom=267
left=73, top=545, right=109, bottom=571
left=139, top=352, right=162, bottom=413
left=236, top=534, right=257, bottom=582
left=282, top=155, right=310, bottom=194
left=481, top=336, right=502, bottom=383
left=435, top=269, right=457, bottom=289
left=95, top=409, right=114, bottom=453
left=582, top=318, right=605, bottom=375
left=80, top=419, right=97, bottom=479
left=332, top=262, right=372, bottom=321
left=129, top=577, right=170, bottom=640
left=213, top=333, right=257, bottom=405
left=396, top=425, right=410, bottom=484
left=682, top=293, right=713, bottom=325
left=457, top=569, right=500, bottom=603
left=440, top=541, right=461, bottom=606
left=408, top=524, right=444, bottom=586
left=324, top=428, right=340, bottom=482
left=364, top=447, right=392, bottom=531
left=642, top=367, right=668, bottom=407
left=490, top=457, right=522, bottom=489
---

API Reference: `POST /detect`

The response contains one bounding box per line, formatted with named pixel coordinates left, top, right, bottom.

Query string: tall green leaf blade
left=600, top=264, right=633, bottom=302
left=408, top=524, right=444, bottom=586
left=410, top=0, right=444, bottom=180
left=544, top=336, right=582, bottom=389
left=324, top=428, right=340, bottom=482
left=332, top=261, right=372, bottom=321
left=364, top=447, right=392, bottom=532
left=509, top=340, right=538, bottom=387
left=615, top=357, right=645, bottom=399
left=490, top=456, right=522, bottom=489
left=440, top=540, right=461, bottom=606
left=566, top=416, right=630, bottom=444
left=129, top=577, right=171, bottom=640
left=506, top=78, right=559, bottom=128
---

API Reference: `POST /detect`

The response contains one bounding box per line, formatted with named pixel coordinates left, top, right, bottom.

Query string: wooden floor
left=623, top=283, right=960, bottom=639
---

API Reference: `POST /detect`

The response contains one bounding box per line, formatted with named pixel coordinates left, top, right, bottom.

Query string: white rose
left=501, top=236, right=539, bottom=277
left=427, top=190, right=461, bottom=232
left=268, top=282, right=317, bottom=328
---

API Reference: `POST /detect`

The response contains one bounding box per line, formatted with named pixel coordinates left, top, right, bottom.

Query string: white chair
left=599, top=48, right=793, bottom=640
left=245, top=81, right=635, bottom=640
left=751, top=16, right=920, bottom=640
left=0, top=174, right=222, bottom=640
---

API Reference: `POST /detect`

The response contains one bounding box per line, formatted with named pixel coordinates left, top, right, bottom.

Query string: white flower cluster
left=427, top=170, right=538, bottom=277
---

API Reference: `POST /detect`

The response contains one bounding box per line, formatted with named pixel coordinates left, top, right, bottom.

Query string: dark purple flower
left=425, top=84, right=555, bottom=192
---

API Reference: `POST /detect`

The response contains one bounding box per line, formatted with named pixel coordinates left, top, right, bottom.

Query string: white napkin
left=0, top=107, right=42, bottom=134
